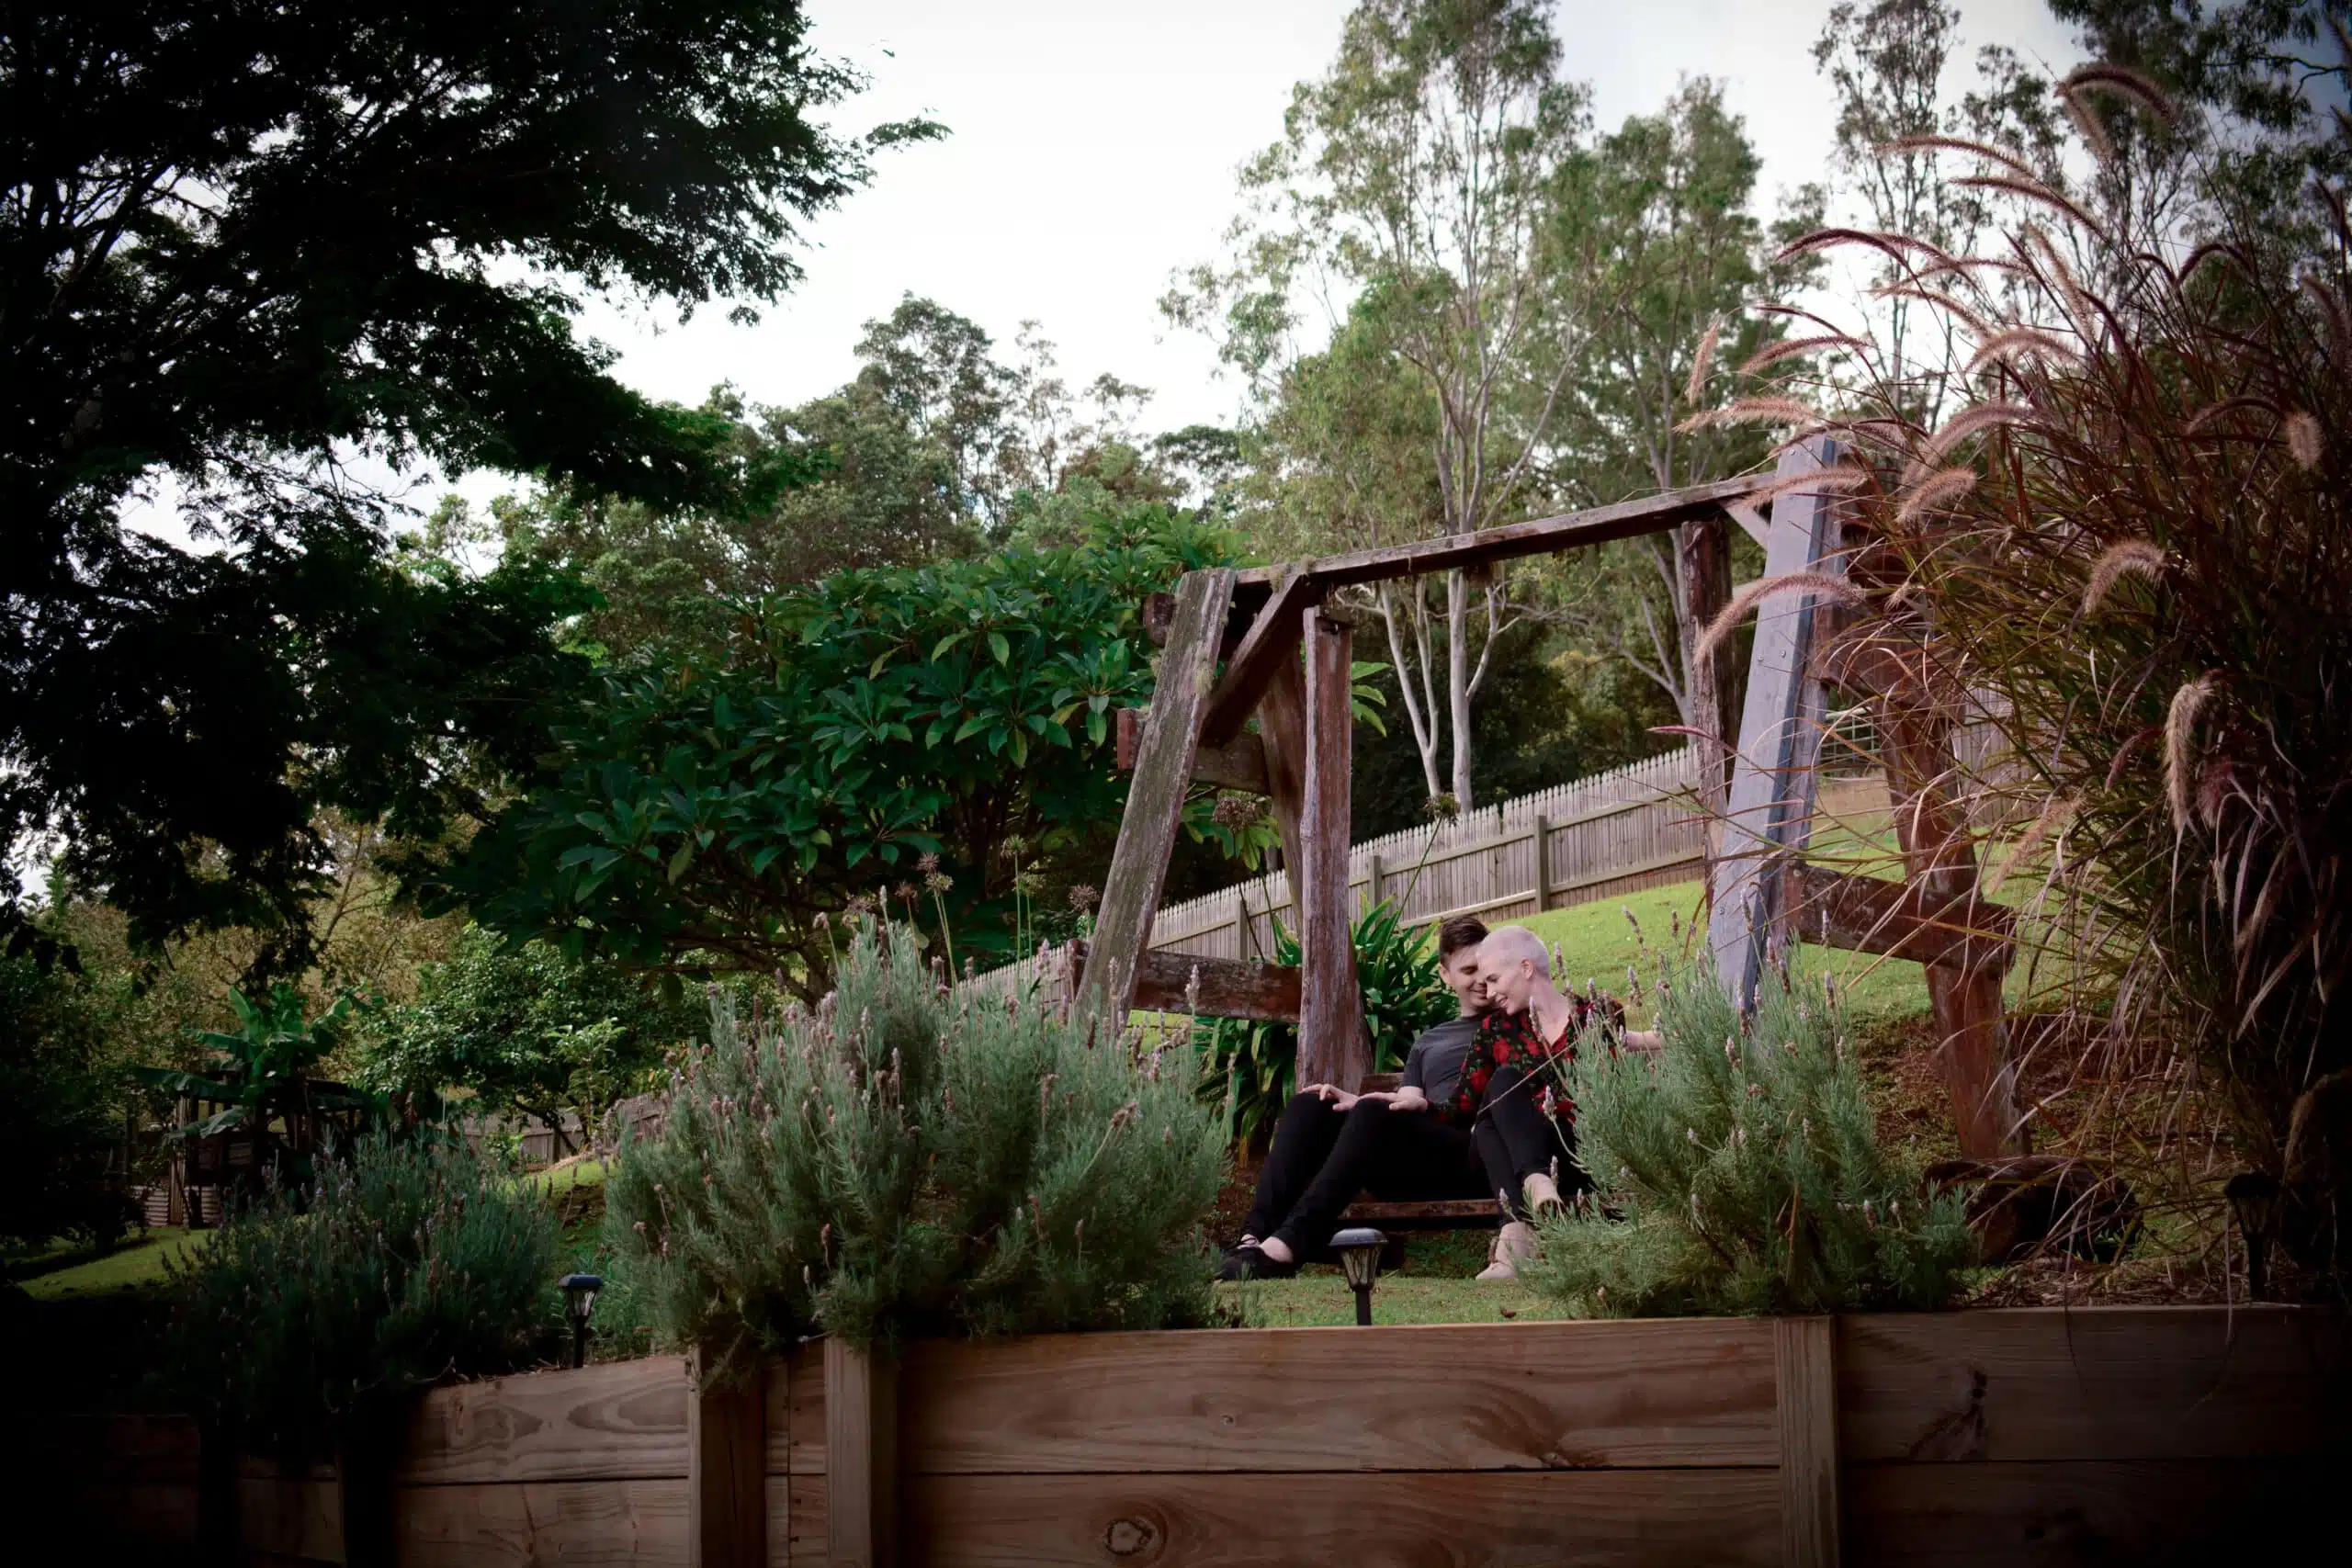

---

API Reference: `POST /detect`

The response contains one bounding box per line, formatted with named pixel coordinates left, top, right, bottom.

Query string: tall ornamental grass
left=166, top=1133, right=557, bottom=1460
left=1526, top=967, right=1976, bottom=1317
left=1693, top=66, right=2352, bottom=1274
left=605, top=921, right=1225, bottom=1378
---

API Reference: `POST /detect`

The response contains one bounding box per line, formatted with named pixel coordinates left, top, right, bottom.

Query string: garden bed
left=42, top=1303, right=2350, bottom=1566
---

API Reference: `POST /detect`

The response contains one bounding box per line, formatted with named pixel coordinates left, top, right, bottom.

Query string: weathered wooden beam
left=1711, top=439, right=1845, bottom=1011
left=1791, top=863, right=2014, bottom=974
left=1775, top=1316, right=1842, bottom=1568
left=1233, top=474, right=1771, bottom=592
left=1066, top=941, right=1301, bottom=1023
left=1143, top=590, right=1261, bottom=655
left=1200, top=566, right=1322, bottom=746
left=1298, top=611, right=1368, bottom=1091
left=1724, top=496, right=1772, bottom=548
left=1115, top=706, right=1269, bottom=795
left=688, top=1349, right=764, bottom=1568
left=824, top=1338, right=898, bottom=1568
left=1081, top=569, right=1236, bottom=1021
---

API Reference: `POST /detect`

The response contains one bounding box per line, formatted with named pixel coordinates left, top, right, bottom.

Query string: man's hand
left=1303, top=1082, right=1360, bottom=1112
left=1623, top=1030, right=1665, bottom=1056
left=1387, top=1086, right=1430, bottom=1112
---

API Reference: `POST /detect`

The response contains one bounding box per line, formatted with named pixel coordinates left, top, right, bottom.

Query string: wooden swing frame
left=1075, top=437, right=2027, bottom=1161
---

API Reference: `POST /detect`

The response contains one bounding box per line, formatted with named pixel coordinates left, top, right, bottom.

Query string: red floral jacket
left=1445, top=994, right=1624, bottom=1127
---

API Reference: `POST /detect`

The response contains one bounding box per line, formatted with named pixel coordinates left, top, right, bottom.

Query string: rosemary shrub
left=165, top=1133, right=557, bottom=1460
left=1525, top=967, right=1976, bottom=1316
left=605, top=921, right=1225, bottom=1375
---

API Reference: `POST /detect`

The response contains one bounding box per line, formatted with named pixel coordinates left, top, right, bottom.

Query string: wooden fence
left=48, top=1304, right=2349, bottom=1566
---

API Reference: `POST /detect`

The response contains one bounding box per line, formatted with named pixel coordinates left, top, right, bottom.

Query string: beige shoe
left=1476, top=1221, right=1538, bottom=1281
left=1522, top=1171, right=1565, bottom=1215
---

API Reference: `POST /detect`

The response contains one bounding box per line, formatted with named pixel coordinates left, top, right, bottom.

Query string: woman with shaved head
left=1450, top=926, right=1648, bottom=1280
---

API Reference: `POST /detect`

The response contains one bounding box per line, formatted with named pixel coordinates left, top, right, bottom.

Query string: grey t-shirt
left=1398, top=1014, right=1481, bottom=1104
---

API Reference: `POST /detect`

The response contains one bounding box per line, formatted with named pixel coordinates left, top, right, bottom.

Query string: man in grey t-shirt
left=1218, top=914, right=1497, bottom=1280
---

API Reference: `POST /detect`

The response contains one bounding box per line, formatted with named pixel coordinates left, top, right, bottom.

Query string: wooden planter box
left=42, top=1306, right=2352, bottom=1566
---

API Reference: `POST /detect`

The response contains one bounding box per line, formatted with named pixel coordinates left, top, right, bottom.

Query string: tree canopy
left=2, top=0, right=935, bottom=969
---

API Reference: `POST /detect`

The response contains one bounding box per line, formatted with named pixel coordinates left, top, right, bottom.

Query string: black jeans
left=1244, top=1092, right=1488, bottom=1256
left=1471, top=1062, right=1589, bottom=1221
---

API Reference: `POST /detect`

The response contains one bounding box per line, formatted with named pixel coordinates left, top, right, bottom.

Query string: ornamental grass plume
left=1523, top=967, right=1976, bottom=1318
left=605, top=921, right=1225, bottom=1379
left=1692, top=50, right=2352, bottom=1280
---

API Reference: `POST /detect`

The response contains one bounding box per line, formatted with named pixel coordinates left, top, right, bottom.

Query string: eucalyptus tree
left=1169, top=0, right=1594, bottom=812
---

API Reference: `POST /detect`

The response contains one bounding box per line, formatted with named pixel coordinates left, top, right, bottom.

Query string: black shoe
left=1216, top=1243, right=1299, bottom=1281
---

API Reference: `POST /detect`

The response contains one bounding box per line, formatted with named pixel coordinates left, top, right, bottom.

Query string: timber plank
left=1790, top=863, right=2013, bottom=973
left=779, top=1472, right=829, bottom=1566
left=760, top=1350, right=826, bottom=1478
left=1298, top=611, right=1365, bottom=1090
left=899, top=1320, right=1778, bottom=1474
left=824, top=1337, right=897, bottom=1568
left=1838, top=1306, right=2352, bottom=1463
left=1068, top=941, right=1300, bottom=1023
left=1081, top=568, right=1236, bottom=1021
left=1232, top=475, right=1772, bottom=591
left=904, top=1468, right=1781, bottom=1568
left=1775, top=1318, right=1840, bottom=1568
left=1116, top=706, right=1270, bottom=793
left=1199, top=566, right=1320, bottom=746
left=1844, top=1458, right=2328, bottom=1566
left=690, top=1351, right=765, bottom=1568
left=1337, top=1198, right=1501, bottom=1223
left=400, top=1356, right=690, bottom=1486
left=390, top=1477, right=690, bottom=1566
left=51, top=1412, right=201, bottom=1483
left=238, top=1475, right=344, bottom=1562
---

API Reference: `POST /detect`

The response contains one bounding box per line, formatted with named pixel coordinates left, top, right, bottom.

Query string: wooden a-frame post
left=1084, top=457, right=2023, bottom=1158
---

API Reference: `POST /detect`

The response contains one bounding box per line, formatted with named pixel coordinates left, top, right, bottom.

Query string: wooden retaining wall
left=42, top=1305, right=2349, bottom=1566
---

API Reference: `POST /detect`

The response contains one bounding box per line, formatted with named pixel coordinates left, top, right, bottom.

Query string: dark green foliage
left=442, top=504, right=1242, bottom=996
left=1524, top=967, right=1976, bottom=1316
left=4, top=0, right=928, bottom=968
left=131, top=984, right=367, bottom=1138
left=1193, top=900, right=1455, bottom=1150
left=356, top=927, right=702, bottom=1156
left=166, top=1133, right=557, bottom=1459
left=0, top=954, right=130, bottom=1247
left=605, top=923, right=1225, bottom=1374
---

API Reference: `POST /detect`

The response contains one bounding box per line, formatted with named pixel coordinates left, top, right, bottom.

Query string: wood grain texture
left=761, top=1350, right=827, bottom=1478
left=401, top=1356, right=690, bottom=1485
left=1711, top=439, right=1842, bottom=1012
left=691, top=1351, right=766, bottom=1568
left=1337, top=1198, right=1502, bottom=1224
left=1082, top=568, right=1236, bottom=1021
left=1790, top=864, right=2013, bottom=974
left=903, top=1467, right=1782, bottom=1568
left=1068, top=941, right=1300, bottom=1023
left=239, top=1474, right=344, bottom=1563
left=1298, top=611, right=1366, bottom=1091
left=1253, top=649, right=1313, bottom=921
left=1232, top=475, right=1771, bottom=591
left=824, top=1338, right=898, bottom=1568
left=898, top=1320, right=1779, bottom=1474
left=1116, top=706, right=1269, bottom=793
left=776, top=1473, right=828, bottom=1567
left=390, top=1478, right=689, bottom=1566
left=1199, top=566, right=1319, bottom=746
left=1775, top=1317, right=1840, bottom=1568
left=1838, top=1306, right=2352, bottom=1462
left=1845, top=1458, right=2329, bottom=1567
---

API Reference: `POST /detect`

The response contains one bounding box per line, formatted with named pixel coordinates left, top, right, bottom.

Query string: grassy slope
left=20, top=1227, right=206, bottom=1300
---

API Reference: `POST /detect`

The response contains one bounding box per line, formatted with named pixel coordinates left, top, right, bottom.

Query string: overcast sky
left=546, top=1, right=2080, bottom=457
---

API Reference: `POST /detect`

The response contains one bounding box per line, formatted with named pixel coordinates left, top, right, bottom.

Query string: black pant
left=1244, top=1092, right=1488, bottom=1255
left=1471, top=1062, right=1589, bottom=1221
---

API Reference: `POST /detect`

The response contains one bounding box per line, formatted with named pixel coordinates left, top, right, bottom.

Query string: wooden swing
left=1070, top=437, right=2028, bottom=1234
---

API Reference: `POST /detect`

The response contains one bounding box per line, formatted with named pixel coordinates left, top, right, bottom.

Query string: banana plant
left=132, top=984, right=371, bottom=1138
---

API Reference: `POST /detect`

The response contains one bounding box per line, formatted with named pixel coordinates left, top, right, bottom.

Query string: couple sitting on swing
left=1218, top=915, right=1658, bottom=1283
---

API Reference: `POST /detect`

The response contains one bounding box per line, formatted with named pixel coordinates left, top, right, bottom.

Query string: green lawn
left=20, top=1227, right=207, bottom=1300
left=1224, top=1270, right=1574, bottom=1327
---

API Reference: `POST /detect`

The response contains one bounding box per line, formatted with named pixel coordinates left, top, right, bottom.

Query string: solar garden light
left=1331, top=1228, right=1385, bottom=1326
left=560, top=1273, right=604, bottom=1369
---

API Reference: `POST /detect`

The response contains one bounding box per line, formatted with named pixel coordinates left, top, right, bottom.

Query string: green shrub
left=1524, top=966, right=1976, bottom=1316
left=1193, top=899, right=1454, bottom=1150
left=165, top=1133, right=556, bottom=1459
left=606, top=920, right=1225, bottom=1376
left=0, top=953, right=131, bottom=1247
